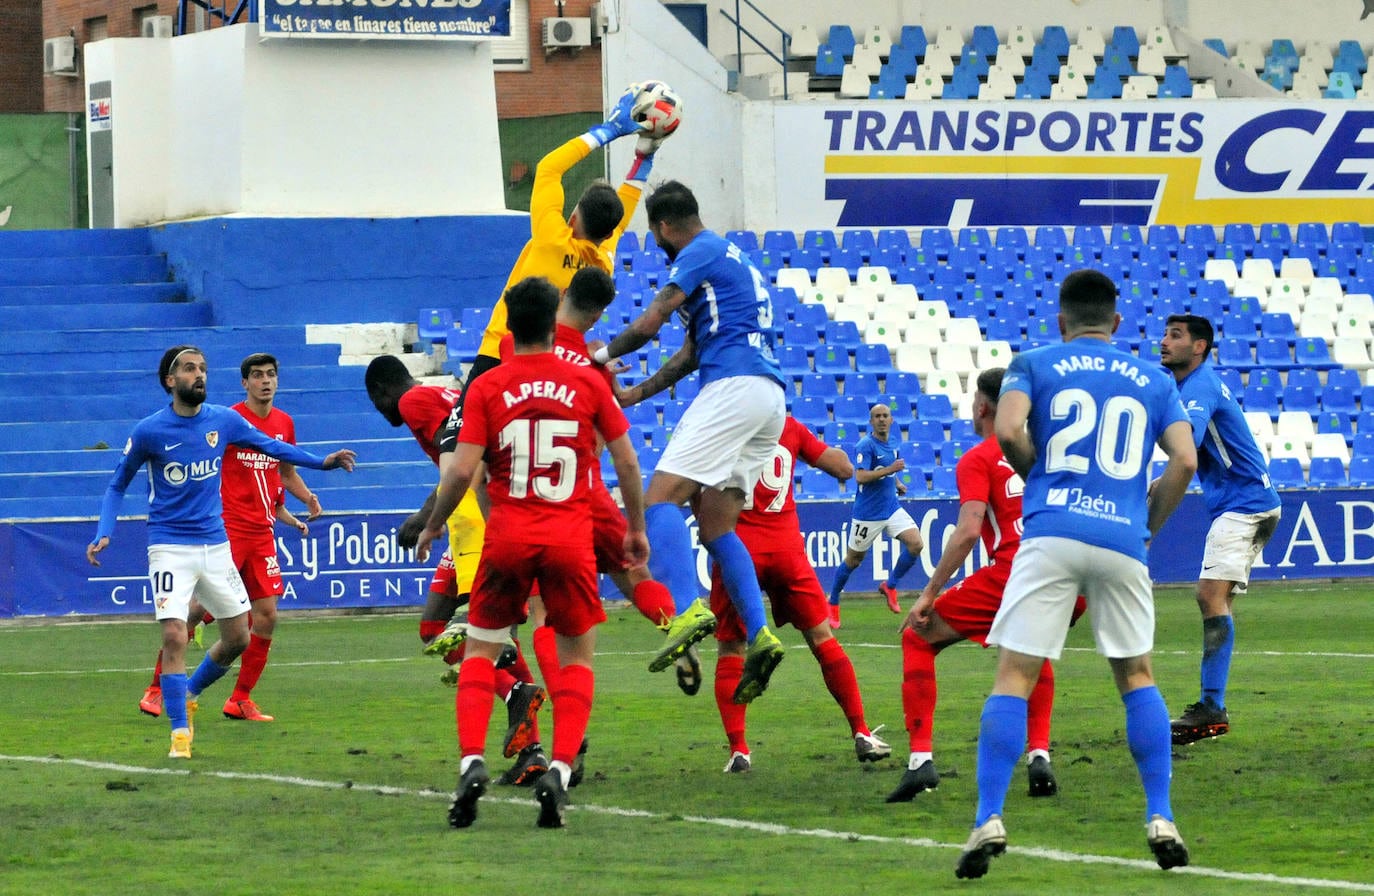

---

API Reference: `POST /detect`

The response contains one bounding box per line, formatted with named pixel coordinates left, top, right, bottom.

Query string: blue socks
left=974, top=694, right=1027, bottom=825
left=1200, top=614, right=1234, bottom=710
left=888, top=548, right=918, bottom=588
left=704, top=532, right=767, bottom=642
left=828, top=564, right=854, bottom=606
left=646, top=503, right=700, bottom=615
left=187, top=653, right=231, bottom=697
left=161, top=672, right=188, bottom=730
left=1124, top=685, right=1175, bottom=821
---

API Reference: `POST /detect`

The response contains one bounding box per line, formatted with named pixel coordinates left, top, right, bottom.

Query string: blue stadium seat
left=1087, top=74, right=1123, bottom=100
left=969, top=24, right=999, bottom=57
left=814, top=46, right=846, bottom=77
left=886, top=371, right=921, bottom=396
left=1317, top=410, right=1355, bottom=442
left=417, top=307, right=454, bottom=343
left=829, top=247, right=866, bottom=275
left=1222, top=222, right=1257, bottom=249
left=1243, top=380, right=1281, bottom=417
left=854, top=343, right=894, bottom=372
left=929, top=465, right=959, bottom=497
left=1268, top=457, right=1306, bottom=488
left=1159, top=65, right=1193, bottom=97
left=726, top=229, right=759, bottom=252
left=1219, top=314, right=1258, bottom=343
left=1350, top=455, right=1374, bottom=486
left=1110, top=25, right=1140, bottom=58
left=1203, top=37, right=1228, bottom=57
left=775, top=344, right=811, bottom=375
left=832, top=394, right=871, bottom=425
left=791, top=395, right=830, bottom=427
left=845, top=372, right=883, bottom=399
left=814, top=346, right=852, bottom=374
left=898, top=25, right=928, bottom=58
left=799, top=372, right=841, bottom=398
left=1308, top=457, right=1347, bottom=488
left=921, top=227, right=955, bottom=257
left=1294, top=337, right=1336, bottom=369
left=1215, top=366, right=1244, bottom=395
left=841, top=229, right=877, bottom=259
left=797, top=467, right=843, bottom=500
left=824, top=320, right=862, bottom=347
left=916, top=393, right=954, bottom=424
left=898, top=440, right=937, bottom=469
left=1016, top=67, right=1054, bottom=99
left=1039, top=25, right=1070, bottom=59
left=802, top=229, right=839, bottom=255
left=791, top=302, right=827, bottom=328
left=782, top=320, right=820, bottom=346
left=827, top=24, right=856, bottom=58
left=877, top=228, right=912, bottom=253
left=790, top=248, right=825, bottom=277
left=1183, top=223, right=1217, bottom=250
left=1337, top=39, right=1367, bottom=72
left=1255, top=336, right=1293, bottom=369
left=763, top=229, right=799, bottom=255
left=1282, top=384, right=1320, bottom=415
left=1329, top=368, right=1362, bottom=391
left=1259, top=313, right=1297, bottom=341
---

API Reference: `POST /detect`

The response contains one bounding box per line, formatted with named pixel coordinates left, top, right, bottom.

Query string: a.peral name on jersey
left=502, top=381, right=576, bottom=409
left=1051, top=354, right=1151, bottom=387
left=1046, top=487, right=1130, bottom=524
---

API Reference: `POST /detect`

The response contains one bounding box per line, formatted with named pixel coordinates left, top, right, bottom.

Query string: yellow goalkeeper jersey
left=477, top=134, right=641, bottom=359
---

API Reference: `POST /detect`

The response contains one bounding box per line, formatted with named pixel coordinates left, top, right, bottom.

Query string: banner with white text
left=3, top=489, right=1371, bottom=618
left=259, top=0, right=509, bottom=40
left=775, top=101, right=1374, bottom=231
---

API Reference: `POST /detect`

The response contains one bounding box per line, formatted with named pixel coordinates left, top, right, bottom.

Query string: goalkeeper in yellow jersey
left=469, top=86, right=669, bottom=383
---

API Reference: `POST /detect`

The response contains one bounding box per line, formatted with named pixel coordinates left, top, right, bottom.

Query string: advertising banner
left=775, top=101, right=1374, bottom=231
left=259, top=0, right=509, bottom=40
left=4, top=489, right=1372, bottom=618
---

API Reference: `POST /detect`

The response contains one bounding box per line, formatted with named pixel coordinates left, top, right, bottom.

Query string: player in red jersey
left=366, top=354, right=548, bottom=784
left=416, top=276, right=647, bottom=829
left=888, top=367, right=1083, bottom=803
left=136, top=353, right=320, bottom=722
left=499, top=267, right=682, bottom=706
left=699, top=416, right=891, bottom=772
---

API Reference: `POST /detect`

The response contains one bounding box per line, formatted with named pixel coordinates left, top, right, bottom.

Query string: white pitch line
left=2, top=754, right=1371, bottom=892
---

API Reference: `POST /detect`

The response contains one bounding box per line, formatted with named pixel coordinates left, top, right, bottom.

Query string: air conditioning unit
left=541, top=17, right=592, bottom=50
left=141, top=15, right=174, bottom=38
left=43, top=36, right=77, bottom=76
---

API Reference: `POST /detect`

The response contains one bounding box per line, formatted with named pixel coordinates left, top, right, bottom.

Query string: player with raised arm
left=1158, top=314, right=1281, bottom=745
left=365, top=355, right=548, bottom=786
left=954, top=271, right=1197, bottom=879
left=138, top=352, right=323, bottom=722
left=87, top=345, right=355, bottom=760
left=827, top=403, right=925, bottom=627
left=592, top=180, right=788, bottom=704
left=889, top=367, right=1084, bottom=802
left=415, top=276, right=647, bottom=829
left=699, top=416, right=890, bottom=772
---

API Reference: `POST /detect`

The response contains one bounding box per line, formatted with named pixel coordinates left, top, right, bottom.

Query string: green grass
left=2, top=583, right=1372, bottom=895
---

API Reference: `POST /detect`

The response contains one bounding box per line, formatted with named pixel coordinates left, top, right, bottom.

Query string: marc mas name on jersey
left=1051, top=354, right=1151, bottom=387
left=502, top=380, right=577, bottom=409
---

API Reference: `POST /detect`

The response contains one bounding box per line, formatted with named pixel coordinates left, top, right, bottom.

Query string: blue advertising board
left=259, top=0, right=509, bottom=40
left=3, top=488, right=1371, bottom=618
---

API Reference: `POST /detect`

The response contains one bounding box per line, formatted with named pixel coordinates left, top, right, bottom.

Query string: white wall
left=84, top=24, right=505, bottom=227
left=601, top=0, right=748, bottom=231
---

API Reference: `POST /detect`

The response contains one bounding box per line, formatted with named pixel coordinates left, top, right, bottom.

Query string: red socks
left=713, top=654, right=748, bottom=754
left=901, top=627, right=938, bottom=753
left=1026, top=659, right=1056, bottom=753
left=456, top=657, right=496, bottom=757
left=550, top=663, right=594, bottom=766
left=532, top=625, right=561, bottom=694
left=630, top=579, right=675, bottom=628
left=230, top=633, right=271, bottom=702
left=813, top=636, right=868, bottom=736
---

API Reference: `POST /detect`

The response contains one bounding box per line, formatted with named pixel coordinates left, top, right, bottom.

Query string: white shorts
left=1199, top=508, right=1281, bottom=592
left=657, top=376, right=786, bottom=492
left=147, top=543, right=251, bottom=623
left=847, top=508, right=918, bottom=552
left=989, top=536, right=1155, bottom=660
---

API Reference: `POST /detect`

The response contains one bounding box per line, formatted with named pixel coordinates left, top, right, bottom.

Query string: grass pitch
left=2, top=583, right=1372, bottom=895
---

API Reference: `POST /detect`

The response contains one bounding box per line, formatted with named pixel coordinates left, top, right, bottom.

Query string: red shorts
left=591, top=484, right=630, bottom=574
left=229, top=530, right=283, bottom=602
left=468, top=539, right=605, bottom=638
left=709, top=548, right=827, bottom=643
left=934, top=562, right=1087, bottom=647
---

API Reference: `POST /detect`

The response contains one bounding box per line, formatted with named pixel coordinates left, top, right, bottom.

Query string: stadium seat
left=797, top=467, right=843, bottom=500
left=417, top=307, right=454, bottom=343
left=1308, top=456, right=1348, bottom=488
left=898, top=25, right=928, bottom=58
left=1267, top=457, right=1306, bottom=488
left=916, top=393, right=955, bottom=424
left=854, top=343, right=895, bottom=373
left=1350, top=454, right=1374, bottom=485
left=1244, top=379, right=1282, bottom=417
left=827, top=24, right=857, bottom=59
left=895, top=344, right=936, bottom=376
left=1312, top=432, right=1352, bottom=464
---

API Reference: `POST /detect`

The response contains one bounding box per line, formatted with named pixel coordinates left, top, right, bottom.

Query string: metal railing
left=717, top=0, right=792, bottom=99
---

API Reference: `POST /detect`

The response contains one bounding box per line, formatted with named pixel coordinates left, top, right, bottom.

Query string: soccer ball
left=630, top=80, right=684, bottom=140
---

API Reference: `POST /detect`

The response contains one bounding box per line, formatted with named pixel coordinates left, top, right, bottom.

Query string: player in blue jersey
left=1159, top=314, right=1281, bottom=745
left=85, top=345, right=356, bottom=760
left=592, top=180, right=789, bottom=704
left=826, top=403, right=924, bottom=626
left=955, top=270, right=1197, bottom=880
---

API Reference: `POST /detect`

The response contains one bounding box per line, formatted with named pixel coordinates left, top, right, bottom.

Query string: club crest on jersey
left=206, top=431, right=219, bottom=448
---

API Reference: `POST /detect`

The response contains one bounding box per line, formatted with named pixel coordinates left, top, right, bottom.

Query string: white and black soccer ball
left=630, top=80, right=684, bottom=140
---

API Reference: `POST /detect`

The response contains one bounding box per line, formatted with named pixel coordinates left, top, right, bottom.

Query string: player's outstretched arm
left=606, top=433, right=649, bottom=569
left=1147, top=420, right=1199, bottom=537
left=814, top=446, right=855, bottom=482
left=599, top=284, right=686, bottom=364
left=616, top=340, right=697, bottom=407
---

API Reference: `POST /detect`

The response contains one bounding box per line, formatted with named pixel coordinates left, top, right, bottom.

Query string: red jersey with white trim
left=398, top=383, right=462, bottom=465
left=955, top=434, right=1024, bottom=566
left=736, top=416, right=828, bottom=551
left=500, top=324, right=617, bottom=486
left=221, top=402, right=294, bottom=537
left=460, top=352, right=630, bottom=546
